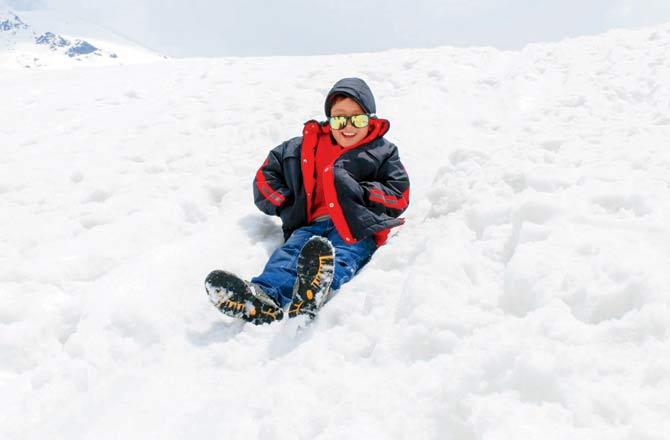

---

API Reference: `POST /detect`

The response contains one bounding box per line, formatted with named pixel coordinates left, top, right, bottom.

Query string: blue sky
left=4, top=0, right=670, bottom=56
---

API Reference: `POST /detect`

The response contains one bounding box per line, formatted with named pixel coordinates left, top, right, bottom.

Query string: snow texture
left=1, top=21, right=670, bottom=440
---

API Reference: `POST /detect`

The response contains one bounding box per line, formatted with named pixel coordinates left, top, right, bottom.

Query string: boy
left=205, top=77, right=410, bottom=324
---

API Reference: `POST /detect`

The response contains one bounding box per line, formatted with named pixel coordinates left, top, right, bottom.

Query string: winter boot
left=205, top=270, right=284, bottom=324
left=288, top=236, right=335, bottom=319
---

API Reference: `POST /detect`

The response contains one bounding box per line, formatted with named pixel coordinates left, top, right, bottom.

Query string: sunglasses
left=328, top=114, right=370, bottom=130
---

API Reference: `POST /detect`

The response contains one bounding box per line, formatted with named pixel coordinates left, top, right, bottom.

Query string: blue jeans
left=251, top=219, right=377, bottom=307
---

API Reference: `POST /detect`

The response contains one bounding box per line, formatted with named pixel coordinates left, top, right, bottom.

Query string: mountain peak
left=1, top=8, right=160, bottom=69
left=0, top=8, right=28, bottom=31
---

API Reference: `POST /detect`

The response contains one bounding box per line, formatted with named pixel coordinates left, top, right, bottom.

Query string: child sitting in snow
left=205, top=78, right=410, bottom=324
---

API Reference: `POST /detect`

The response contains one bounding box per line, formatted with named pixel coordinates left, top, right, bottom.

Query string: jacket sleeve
left=359, top=146, right=410, bottom=218
left=253, top=143, right=292, bottom=216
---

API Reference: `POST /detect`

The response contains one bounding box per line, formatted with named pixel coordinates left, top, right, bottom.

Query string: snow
left=2, top=22, right=670, bottom=440
left=0, top=8, right=162, bottom=70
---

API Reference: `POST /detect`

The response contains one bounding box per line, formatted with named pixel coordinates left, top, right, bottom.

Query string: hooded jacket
left=253, top=78, right=410, bottom=246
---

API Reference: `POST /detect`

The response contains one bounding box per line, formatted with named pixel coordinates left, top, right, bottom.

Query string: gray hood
left=324, top=77, right=376, bottom=117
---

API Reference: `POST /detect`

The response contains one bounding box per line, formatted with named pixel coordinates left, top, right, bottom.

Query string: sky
left=3, top=0, right=670, bottom=57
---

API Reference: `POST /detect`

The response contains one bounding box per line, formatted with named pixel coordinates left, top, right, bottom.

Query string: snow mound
left=1, top=22, right=670, bottom=440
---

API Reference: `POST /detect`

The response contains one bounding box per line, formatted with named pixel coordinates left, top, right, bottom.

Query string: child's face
left=330, top=98, right=369, bottom=148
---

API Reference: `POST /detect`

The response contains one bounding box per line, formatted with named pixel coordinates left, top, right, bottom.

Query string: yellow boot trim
left=310, top=255, right=334, bottom=289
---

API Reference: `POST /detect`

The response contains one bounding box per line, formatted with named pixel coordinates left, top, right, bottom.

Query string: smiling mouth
left=342, top=132, right=357, bottom=137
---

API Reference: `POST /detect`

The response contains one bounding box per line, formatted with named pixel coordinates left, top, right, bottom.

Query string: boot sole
left=288, top=237, right=335, bottom=318
left=205, top=270, right=283, bottom=324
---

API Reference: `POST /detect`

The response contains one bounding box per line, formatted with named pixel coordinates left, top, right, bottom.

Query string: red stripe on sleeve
left=368, top=188, right=409, bottom=210
left=255, top=159, right=286, bottom=207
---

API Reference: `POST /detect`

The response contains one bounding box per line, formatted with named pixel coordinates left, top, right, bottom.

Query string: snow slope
left=2, top=23, right=670, bottom=440
left=0, top=8, right=162, bottom=69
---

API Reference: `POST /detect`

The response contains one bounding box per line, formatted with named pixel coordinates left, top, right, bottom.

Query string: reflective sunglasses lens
left=351, top=114, right=369, bottom=128
left=329, top=116, right=347, bottom=130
